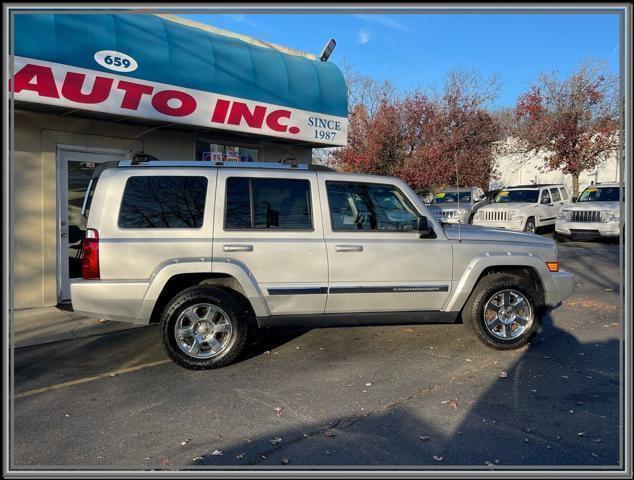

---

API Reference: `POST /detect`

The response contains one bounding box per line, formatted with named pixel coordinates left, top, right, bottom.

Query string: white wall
left=491, top=138, right=620, bottom=193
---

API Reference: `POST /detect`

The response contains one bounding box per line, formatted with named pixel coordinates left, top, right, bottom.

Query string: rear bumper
left=555, top=220, right=620, bottom=237
left=545, top=270, right=575, bottom=308
left=70, top=280, right=149, bottom=323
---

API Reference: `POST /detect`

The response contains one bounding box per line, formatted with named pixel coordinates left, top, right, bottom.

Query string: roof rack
left=116, top=160, right=336, bottom=172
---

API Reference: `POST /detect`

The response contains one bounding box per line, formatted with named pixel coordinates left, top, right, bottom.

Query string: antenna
left=455, top=152, right=461, bottom=242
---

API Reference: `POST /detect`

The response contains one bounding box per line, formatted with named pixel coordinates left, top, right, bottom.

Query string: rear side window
left=550, top=188, right=561, bottom=202
left=118, top=176, right=207, bottom=228
left=225, top=177, right=312, bottom=230
left=560, top=188, right=569, bottom=200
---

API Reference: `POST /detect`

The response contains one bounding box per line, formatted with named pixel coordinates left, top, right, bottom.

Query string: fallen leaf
left=433, top=455, right=444, bottom=462
left=577, top=432, right=586, bottom=437
left=324, top=430, right=336, bottom=438
left=365, top=382, right=372, bottom=386
left=274, top=407, right=284, bottom=417
left=592, top=438, right=602, bottom=443
left=193, top=456, right=203, bottom=462
left=269, top=437, right=282, bottom=445
left=324, top=450, right=331, bottom=455
left=211, top=450, right=223, bottom=456
left=180, top=439, right=190, bottom=446
left=448, top=399, right=459, bottom=410
left=235, top=453, right=245, bottom=460
left=499, top=371, right=508, bottom=378
left=419, top=435, right=430, bottom=441
left=281, top=457, right=289, bottom=465
left=403, top=328, right=414, bottom=333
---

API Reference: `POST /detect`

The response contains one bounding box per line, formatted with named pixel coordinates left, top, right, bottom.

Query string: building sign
left=11, top=56, right=348, bottom=146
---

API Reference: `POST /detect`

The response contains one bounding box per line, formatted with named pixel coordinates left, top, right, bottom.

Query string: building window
left=118, top=176, right=207, bottom=228
left=225, top=177, right=312, bottom=230
left=196, top=140, right=259, bottom=162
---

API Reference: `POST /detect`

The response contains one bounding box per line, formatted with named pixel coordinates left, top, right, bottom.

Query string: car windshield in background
left=578, top=186, right=621, bottom=202
left=494, top=190, right=539, bottom=203
left=433, top=191, right=471, bottom=204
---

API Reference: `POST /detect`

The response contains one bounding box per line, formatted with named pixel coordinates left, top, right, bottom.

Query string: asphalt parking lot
left=11, top=237, right=623, bottom=470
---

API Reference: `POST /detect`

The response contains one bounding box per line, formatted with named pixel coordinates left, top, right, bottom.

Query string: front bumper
left=555, top=220, right=620, bottom=237
left=472, top=218, right=525, bottom=232
left=545, top=270, right=575, bottom=308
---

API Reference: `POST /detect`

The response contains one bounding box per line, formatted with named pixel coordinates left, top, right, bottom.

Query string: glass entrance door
left=57, top=148, right=129, bottom=302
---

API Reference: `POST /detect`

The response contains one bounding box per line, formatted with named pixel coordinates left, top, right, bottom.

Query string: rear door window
left=224, top=177, right=313, bottom=230
left=118, top=176, right=208, bottom=228
left=550, top=188, right=561, bottom=202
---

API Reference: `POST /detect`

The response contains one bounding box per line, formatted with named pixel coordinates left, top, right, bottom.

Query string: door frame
left=56, top=144, right=131, bottom=303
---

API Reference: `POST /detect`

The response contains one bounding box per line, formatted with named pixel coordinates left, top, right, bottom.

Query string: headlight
left=455, top=208, right=468, bottom=216
left=507, top=210, right=519, bottom=221
left=557, top=210, right=572, bottom=221
left=600, top=210, right=617, bottom=222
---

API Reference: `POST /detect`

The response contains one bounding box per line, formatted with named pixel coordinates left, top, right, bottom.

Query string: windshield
left=578, top=186, right=621, bottom=202
left=432, top=191, right=471, bottom=204
left=494, top=189, right=539, bottom=203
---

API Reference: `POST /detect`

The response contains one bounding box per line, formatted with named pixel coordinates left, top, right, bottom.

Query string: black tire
left=160, top=286, right=250, bottom=370
left=462, top=272, right=541, bottom=350
left=523, top=217, right=536, bottom=234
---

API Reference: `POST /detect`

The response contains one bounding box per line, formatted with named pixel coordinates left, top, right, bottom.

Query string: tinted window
left=578, top=186, right=621, bottom=202
left=560, top=188, right=569, bottom=200
left=225, top=178, right=312, bottom=230
left=118, top=176, right=207, bottom=228
left=550, top=188, right=561, bottom=202
left=541, top=190, right=551, bottom=203
left=432, top=190, right=472, bottom=204
left=327, top=182, right=419, bottom=231
left=495, top=189, right=539, bottom=203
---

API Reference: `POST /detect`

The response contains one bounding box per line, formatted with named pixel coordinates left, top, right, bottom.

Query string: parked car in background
left=427, top=187, right=487, bottom=224
left=72, top=161, right=574, bottom=369
left=485, top=189, right=502, bottom=204
left=555, top=183, right=622, bottom=241
left=415, top=188, right=434, bottom=205
left=472, top=184, right=572, bottom=234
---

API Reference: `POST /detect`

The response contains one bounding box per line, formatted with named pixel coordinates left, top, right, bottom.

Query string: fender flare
left=135, top=258, right=270, bottom=322
left=443, top=252, right=555, bottom=312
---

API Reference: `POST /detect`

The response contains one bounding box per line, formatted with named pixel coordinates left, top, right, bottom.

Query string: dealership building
left=11, top=13, right=348, bottom=310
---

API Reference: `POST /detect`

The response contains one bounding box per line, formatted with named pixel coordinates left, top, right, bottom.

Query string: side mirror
left=417, top=216, right=432, bottom=237
left=572, top=197, right=577, bottom=203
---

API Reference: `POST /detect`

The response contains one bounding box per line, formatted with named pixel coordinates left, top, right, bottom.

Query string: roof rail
left=116, top=160, right=336, bottom=172
left=507, top=183, right=563, bottom=189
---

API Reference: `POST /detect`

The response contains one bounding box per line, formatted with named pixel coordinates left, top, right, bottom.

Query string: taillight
left=82, top=228, right=100, bottom=279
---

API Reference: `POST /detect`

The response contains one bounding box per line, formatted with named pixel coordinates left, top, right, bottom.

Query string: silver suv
left=72, top=161, right=575, bottom=369
left=427, top=187, right=488, bottom=224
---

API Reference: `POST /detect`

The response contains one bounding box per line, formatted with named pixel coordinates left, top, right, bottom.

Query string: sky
left=181, top=12, right=620, bottom=109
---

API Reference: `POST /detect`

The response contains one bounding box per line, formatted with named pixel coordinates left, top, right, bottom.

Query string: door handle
left=223, top=244, right=254, bottom=252
left=335, top=244, right=363, bottom=252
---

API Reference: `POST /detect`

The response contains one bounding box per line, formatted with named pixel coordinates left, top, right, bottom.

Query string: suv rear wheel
left=462, top=272, right=540, bottom=350
left=160, top=286, right=249, bottom=369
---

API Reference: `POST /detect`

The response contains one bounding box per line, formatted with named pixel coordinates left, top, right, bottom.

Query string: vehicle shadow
left=184, top=314, right=621, bottom=469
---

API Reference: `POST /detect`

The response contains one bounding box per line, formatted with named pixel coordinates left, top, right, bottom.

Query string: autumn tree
left=514, top=60, right=619, bottom=197
left=331, top=68, right=500, bottom=191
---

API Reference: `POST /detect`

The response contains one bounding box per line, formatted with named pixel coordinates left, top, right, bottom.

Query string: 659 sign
left=94, top=50, right=138, bottom=73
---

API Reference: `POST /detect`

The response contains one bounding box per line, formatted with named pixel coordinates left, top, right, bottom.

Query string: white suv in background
left=426, top=187, right=488, bottom=224
left=472, top=184, right=571, bottom=234
left=555, top=183, right=622, bottom=241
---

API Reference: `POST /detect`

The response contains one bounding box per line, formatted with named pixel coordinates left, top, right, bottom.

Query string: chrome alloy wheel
left=174, top=303, right=233, bottom=359
left=483, top=289, right=534, bottom=340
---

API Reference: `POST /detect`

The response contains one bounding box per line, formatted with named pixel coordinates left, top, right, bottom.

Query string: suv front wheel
left=462, top=272, right=540, bottom=350
left=160, top=286, right=249, bottom=369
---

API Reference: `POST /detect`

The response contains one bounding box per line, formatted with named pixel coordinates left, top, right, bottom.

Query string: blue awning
left=14, top=13, right=348, bottom=118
